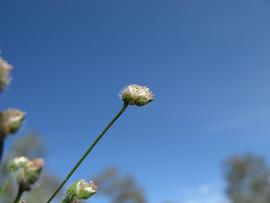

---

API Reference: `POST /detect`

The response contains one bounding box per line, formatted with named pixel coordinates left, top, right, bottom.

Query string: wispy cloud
left=160, top=182, right=228, bottom=203
left=207, top=107, right=270, bottom=132
left=181, top=183, right=228, bottom=203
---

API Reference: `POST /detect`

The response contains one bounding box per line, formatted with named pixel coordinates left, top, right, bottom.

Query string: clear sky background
left=1, top=1, right=270, bottom=203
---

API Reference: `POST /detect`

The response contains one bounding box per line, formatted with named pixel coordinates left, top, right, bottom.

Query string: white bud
left=10, top=156, right=29, bottom=171
left=76, top=180, right=97, bottom=197
left=0, top=57, right=12, bottom=92
left=63, top=180, right=97, bottom=202
left=0, top=108, right=25, bottom=138
left=9, top=157, right=44, bottom=191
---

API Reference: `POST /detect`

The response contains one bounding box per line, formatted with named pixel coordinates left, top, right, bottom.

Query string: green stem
left=46, top=103, right=128, bottom=203
left=0, top=176, right=10, bottom=197
left=61, top=196, right=73, bottom=203
left=13, top=185, right=24, bottom=203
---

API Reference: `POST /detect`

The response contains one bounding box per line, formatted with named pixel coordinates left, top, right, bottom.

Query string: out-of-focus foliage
left=0, top=133, right=62, bottom=203
left=0, top=133, right=146, bottom=203
left=95, top=168, right=146, bottom=203
left=224, top=154, right=270, bottom=203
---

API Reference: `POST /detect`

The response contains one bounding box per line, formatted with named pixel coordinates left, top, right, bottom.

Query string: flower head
left=121, top=84, right=154, bottom=106
left=0, top=57, right=12, bottom=92
left=63, top=180, right=97, bottom=202
left=0, top=108, right=25, bottom=139
left=9, top=157, right=44, bottom=191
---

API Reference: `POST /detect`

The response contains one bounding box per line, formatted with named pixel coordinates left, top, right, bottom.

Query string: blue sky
left=1, top=0, right=270, bottom=202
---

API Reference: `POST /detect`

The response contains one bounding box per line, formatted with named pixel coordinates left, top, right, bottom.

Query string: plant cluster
left=0, top=53, right=154, bottom=203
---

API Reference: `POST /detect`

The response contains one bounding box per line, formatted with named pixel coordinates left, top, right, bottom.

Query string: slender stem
left=0, top=175, right=10, bottom=197
left=13, top=185, right=24, bottom=203
left=46, top=103, right=128, bottom=203
left=0, top=138, right=5, bottom=163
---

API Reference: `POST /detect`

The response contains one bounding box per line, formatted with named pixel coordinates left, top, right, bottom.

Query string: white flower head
left=0, top=57, right=12, bottom=91
left=9, top=157, right=44, bottom=191
left=0, top=108, right=25, bottom=137
left=121, top=84, right=154, bottom=106
left=7, top=108, right=25, bottom=122
left=0, top=57, right=12, bottom=71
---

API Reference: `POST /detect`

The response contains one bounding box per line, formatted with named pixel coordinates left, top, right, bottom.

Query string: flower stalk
left=13, top=185, right=24, bottom=203
left=47, top=84, right=153, bottom=203
left=46, top=103, right=128, bottom=203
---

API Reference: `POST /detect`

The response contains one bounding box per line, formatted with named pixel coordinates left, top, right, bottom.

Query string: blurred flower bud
left=62, top=180, right=97, bottom=203
left=9, top=157, right=44, bottom=191
left=23, top=158, right=44, bottom=186
left=0, top=57, right=12, bottom=92
left=121, top=84, right=154, bottom=106
left=0, top=108, right=25, bottom=139
left=75, top=180, right=97, bottom=199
